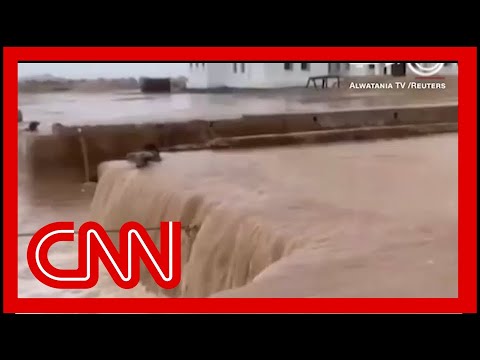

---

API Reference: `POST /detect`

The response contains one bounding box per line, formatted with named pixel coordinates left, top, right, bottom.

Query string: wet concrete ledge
left=19, top=104, right=458, bottom=181
left=207, top=123, right=458, bottom=149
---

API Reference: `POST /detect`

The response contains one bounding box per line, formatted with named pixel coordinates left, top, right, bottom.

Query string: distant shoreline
left=17, top=75, right=188, bottom=94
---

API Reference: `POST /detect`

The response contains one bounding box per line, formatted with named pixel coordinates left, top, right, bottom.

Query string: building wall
left=187, top=63, right=265, bottom=88
left=207, top=63, right=230, bottom=87
left=187, top=62, right=330, bottom=89
left=344, top=63, right=376, bottom=76
left=187, top=63, right=255, bottom=88
left=261, top=63, right=329, bottom=88
left=249, top=63, right=267, bottom=85
left=224, top=63, right=255, bottom=88
left=340, top=63, right=394, bottom=76
left=187, top=63, right=208, bottom=88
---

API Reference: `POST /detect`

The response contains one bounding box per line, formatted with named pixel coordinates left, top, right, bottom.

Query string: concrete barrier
left=19, top=104, right=458, bottom=181
left=282, top=105, right=458, bottom=133
left=210, top=104, right=457, bottom=137
left=208, top=123, right=458, bottom=149
left=22, top=120, right=215, bottom=181
left=210, top=116, right=286, bottom=138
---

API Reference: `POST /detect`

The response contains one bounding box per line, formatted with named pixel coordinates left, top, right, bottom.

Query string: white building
left=187, top=63, right=329, bottom=89
left=187, top=62, right=458, bottom=89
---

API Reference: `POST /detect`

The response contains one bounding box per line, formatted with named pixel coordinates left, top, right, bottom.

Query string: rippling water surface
left=18, top=132, right=458, bottom=298
left=17, top=89, right=458, bottom=298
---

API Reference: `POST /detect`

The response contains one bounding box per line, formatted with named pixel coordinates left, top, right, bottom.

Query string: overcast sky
left=18, top=62, right=190, bottom=79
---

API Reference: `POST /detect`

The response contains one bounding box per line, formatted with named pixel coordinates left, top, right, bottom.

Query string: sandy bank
left=89, top=134, right=458, bottom=298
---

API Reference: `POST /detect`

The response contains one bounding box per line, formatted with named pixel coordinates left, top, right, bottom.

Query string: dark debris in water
left=126, top=150, right=162, bottom=168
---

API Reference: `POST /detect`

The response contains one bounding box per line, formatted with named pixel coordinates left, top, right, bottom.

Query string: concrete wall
left=21, top=104, right=458, bottom=182
left=209, top=123, right=458, bottom=149
left=210, top=105, right=458, bottom=138
left=22, top=121, right=213, bottom=181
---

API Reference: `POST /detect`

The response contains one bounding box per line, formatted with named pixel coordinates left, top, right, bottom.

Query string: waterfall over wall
left=89, top=161, right=292, bottom=297
left=87, top=135, right=458, bottom=298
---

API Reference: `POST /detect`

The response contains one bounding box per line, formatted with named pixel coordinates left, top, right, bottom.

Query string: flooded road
left=18, top=133, right=458, bottom=298
left=18, top=89, right=457, bottom=134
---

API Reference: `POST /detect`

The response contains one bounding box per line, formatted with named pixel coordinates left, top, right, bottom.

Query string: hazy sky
left=18, top=62, right=189, bottom=79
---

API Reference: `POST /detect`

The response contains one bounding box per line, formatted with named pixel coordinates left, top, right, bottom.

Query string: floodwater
left=18, top=132, right=458, bottom=298
left=18, top=89, right=458, bottom=134
left=17, top=89, right=458, bottom=298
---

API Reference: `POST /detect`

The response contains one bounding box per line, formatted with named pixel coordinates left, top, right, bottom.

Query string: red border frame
left=4, top=47, right=477, bottom=314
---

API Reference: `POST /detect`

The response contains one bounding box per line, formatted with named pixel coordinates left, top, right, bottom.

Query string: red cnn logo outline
left=26, top=221, right=182, bottom=290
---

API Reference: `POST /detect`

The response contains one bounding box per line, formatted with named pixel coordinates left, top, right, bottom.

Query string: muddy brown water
left=18, top=88, right=457, bottom=134
left=18, top=133, right=458, bottom=298
left=17, top=89, right=458, bottom=299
